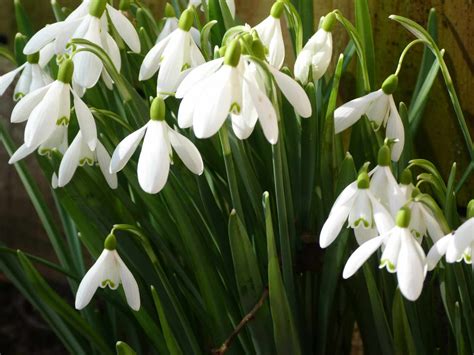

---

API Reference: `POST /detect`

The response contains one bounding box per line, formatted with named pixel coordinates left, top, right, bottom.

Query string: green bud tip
left=150, top=97, right=166, bottom=121
left=241, top=33, right=253, bottom=46
left=270, top=1, right=284, bottom=18
left=164, top=3, right=176, bottom=18
left=27, top=52, right=40, bottom=64
left=224, top=40, right=241, bottom=67
left=377, top=145, right=391, bottom=166
left=57, top=59, right=74, bottom=84
left=88, top=0, right=107, bottom=18
left=252, top=39, right=266, bottom=60
left=382, top=74, right=398, bottom=95
left=322, top=12, right=336, bottom=32
left=178, top=8, right=194, bottom=31
left=104, top=234, right=117, bottom=250
left=119, top=0, right=130, bottom=11
left=400, top=168, right=413, bottom=185
left=357, top=171, right=370, bottom=189
left=411, top=187, right=421, bottom=199
left=396, top=207, right=411, bottom=228
left=218, top=45, right=227, bottom=58
left=467, top=200, right=474, bottom=219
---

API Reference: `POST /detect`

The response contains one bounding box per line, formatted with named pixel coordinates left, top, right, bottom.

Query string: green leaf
left=355, top=0, right=375, bottom=88
left=0, top=46, right=17, bottom=64
left=14, top=0, right=33, bottom=37
left=200, top=20, right=218, bottom=61
left=283, top=1, right=303, bottom=54
left=51, top=0, right=67, bottom=21
left=263, top=192, right=301, bottom=355
left=116, top=341, right=137, bottom=355
left=392, top=290, right=417, bottom=354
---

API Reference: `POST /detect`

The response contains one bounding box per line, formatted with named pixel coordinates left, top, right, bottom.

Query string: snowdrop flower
left=11, top=59, right=97, bottom=152
left=399, top=168, right=415, bottom=201
left=189, top=0, right=236, bottom=18
left=75, top=234, right=140, bottom=310
left=0, top=52, right=53, bottom=100
left=369, top=145, right=405, bottom=215
left=427, top=200, right=474, bottom=269
left=57, top=131, right=117, bottom=188
left=8, top=125, right=68, bottom=164
left=176, top=40, right=279, bottom=143
left=343, top=207, right=427, bottom=301
left=139, top=9, right=205, bottom=96
left=110, top=97, right=204, bottom=194
left=294, top=12, right=334, bottom=85
left=334, top=74, right=405, bottom=161
left=320, top=169, right=394, bottom=248
left=157, top=4, right=200, bottom=45
left=407, top=189, right=444, bottom=242
left=254, top=1, right=285, bottom=69
left=23, top=0, right=140, bottom=89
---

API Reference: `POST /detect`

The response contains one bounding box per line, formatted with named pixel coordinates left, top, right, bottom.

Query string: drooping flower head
left=427, top=200, right=474, bottom=269
left=110, top=97, right=204, bottom=194
left=75, top=234, right=140, bottom=310
left=139, top=8, right=205, bottom=96
left=334, top=74, right=405, bottom=161
left=23, top=0, right=140, bottom=89
left=320, top=167, right=394, bottom=248
left=254, top=1, right=286, bottom=69
left=343, top=207, right=427, bottom=301
left=0, top=52, right=53, bottom=100
left=294, top=12, right=335, bottom=85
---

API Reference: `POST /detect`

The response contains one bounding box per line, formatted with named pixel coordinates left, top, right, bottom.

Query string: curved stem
left=394, top=39, right=425, bottom=76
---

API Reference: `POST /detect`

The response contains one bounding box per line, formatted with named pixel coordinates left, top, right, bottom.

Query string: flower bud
left=396, top=207, right=411, bottom=228
left=322, top=12, right=336, bottom=32
left=270, top=1, right=285, bottom=18
left=26, top=52, right=39, bottom=64
left=382, top=74, right=398, bottom=95
left=150, top=97, right=166, bottom=121
left=377, top=145, right=391, bottom=166
left=467, top=199, right=474, bottom=219
left=400, top=168, right=413, bottom=185
left=164, top=3, right=176, bottom=18
left=224, top=40, right=241, bottom=67
left=104, top=234, right=117, bottom=250
left=57, top=59, right=74, bottom=84
left=178, top=8, right=194, bottom=32
left=357, top=171, right=370, bottom=189
left=88, top=0, right=107, bottom=18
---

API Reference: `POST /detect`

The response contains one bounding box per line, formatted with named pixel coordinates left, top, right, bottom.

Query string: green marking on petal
left=101, top=279, right=116, bottom=288
left=79, top=157, right=95, bottom=166
left=380, top=259, right=396, bottom=273
left=230, top=102, right=241, bottom=114
left=56, top=117, right=70, bottom=126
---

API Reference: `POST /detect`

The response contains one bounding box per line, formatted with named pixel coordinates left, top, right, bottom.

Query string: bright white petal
left=116, top=253, right=140, bottom=311
left=427, top=234, right=452, bottom=270
left=58, top=132, right=83, bottom=187
left=11, top=83, right=51, bottom=123
left=137, top=121, right=170, bottom=194
left=106, top=4, right=140, bottom=53
left=420, top=204, right=444, bottom=242
left=368, top=192, right=395, bottom=234
left=168, top=126, right=204, bottom=175
left=386, top=96, right=405, bottom=161
left=24, top=22, right=65, bottom=54
left=176, top=58, right=223, bottom=98
left=139, top=35, right=172, bottom=81
left=110, top=124, right=148, bottom=173
left=332, top=181, right=358, bottom=211
left=75, top=249, right=109, bottom=309
left=319, top=203, right=353, bottom=248
left=96, top=140, right=118, bottom=189
left=397, top=228, right=425, bottom=301
left=13, top=64, right=31, bottom=98
left=0, top=64, right=25, bottom=96
left=450, top=219, right=474, bottom=261
left=8, top=143, right=37, bottom=164
left=268, top=65, right=312, bottom=118
left=157, top=31, right=186, bottom=94
left=342, top=235, right=385, bottom=279
left=72, top=90, right=97, bottom=150
left=354, top=225, right=378, bottom=245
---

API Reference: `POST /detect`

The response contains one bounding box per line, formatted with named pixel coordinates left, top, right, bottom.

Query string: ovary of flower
left=11, top=60, right=97, bottom=155
left=0, top=55, right=53, bottom=100
left=254, top=2, right=285, bottom=69
left=139, top=9, right=205, bottom=96
left=334, top=77, right=405, bottom=161
left=319, top=174, right=394, bottom=248
left=176, top=42, right=279, bottom=144
left=294, top=27, right=332, bottom=85
left=343, top=208, right=427, bottom=301
left=75, top=235, right=140, bottom=311
left=23, top=0, right=139, bottom=89
left=56, top=131, right=117, bottom=188
left=110, top=97, right=204, bottom=194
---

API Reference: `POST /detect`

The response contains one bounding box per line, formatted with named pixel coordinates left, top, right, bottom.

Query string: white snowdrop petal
left=245, top=78, right=278, bottom=144
left=348, top=190, right=372, bottom=228
left=420, top=205, right=444, bottom=242
left=157, top=31, right=186, bottom=94
left=176, top=58, right=224, bottom=98
left=450, top=218, right=474, bottom=260
left=96, top=141, right=118, bottom=189
left=231, top=113, right=255, bottom=140
left=380, top=229, right=401, bottom=272
left=110, top=125, right=148, bottom=173
left=319, top=203, right=352, bottom=248
left=386, top=96, right=405, bottom=161
left=23, top=22, right=64, bottom=54
left=0, top=64, right=25, bottom=96
left=137, top=121, right=170, bottom=194
left=397, top=228, right=425, bottom=301
left=168, top=127, right=204, bottom=175
left=116, top=254, right=141, bottom=311
left=106, top=4, right=140, bottom=53
left=354, top=225, right=378, bottom=245
left=58, top=132, right=83, bottom=187
left=156, top=18, right=178, bottom=43
left=14, top=64, right=32, bottom=98
left=72, top=90, right=97, bottom=150
left=75, top=250, right=109, bottom=309
left=368, top=192, right=395, bottom=234
left=39, top=42, right=56, bottom=67
left=332, top=181, right=358, bottom=211
left=269, top=65, right=312, bottom=118
left=268, top=19, right=285, bottom=69
left=342, top=235, right=385, bottom=279
left=11, top=83, right=52, bottom=123
left=8, top=143, right=37, bottom=164
left=334, top=90, right=384, bottom=133
left=139, top=35, right=172, bottom=81
left=30, top=64, right=52, bottom=92
left=427, top=234, right=452, bottom=270
left=103, top=33, right=122, bottom=71
left=365, top=94, right=389, bottom=128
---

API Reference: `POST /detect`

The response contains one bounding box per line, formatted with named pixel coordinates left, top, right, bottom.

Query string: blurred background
left=0, top=0, right=472, bottom=353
